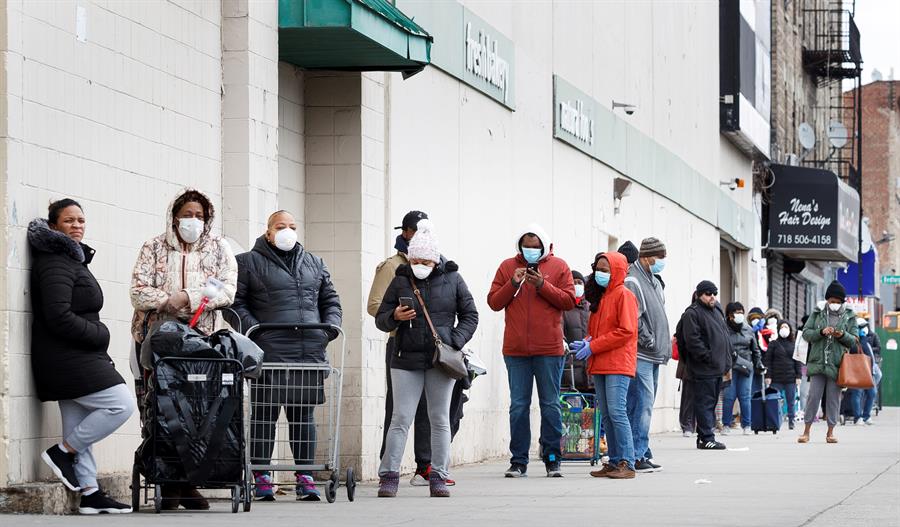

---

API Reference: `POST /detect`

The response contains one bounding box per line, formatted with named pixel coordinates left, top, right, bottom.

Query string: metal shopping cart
left=559, top=392, right=601, bottom=465
left=244, top=323, right=353, bottom=503
left=131, top=320, right=261, bottom=513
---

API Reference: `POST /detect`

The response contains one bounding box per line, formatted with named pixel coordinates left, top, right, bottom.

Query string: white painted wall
left=0, top=0, right=224, bottom=486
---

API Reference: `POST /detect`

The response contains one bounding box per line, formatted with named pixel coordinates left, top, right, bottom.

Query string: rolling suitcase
left=751, top=372, right=783, bottom=434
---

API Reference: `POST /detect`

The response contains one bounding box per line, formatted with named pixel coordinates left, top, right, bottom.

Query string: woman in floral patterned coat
left=129, top=188, right=237, bottom=510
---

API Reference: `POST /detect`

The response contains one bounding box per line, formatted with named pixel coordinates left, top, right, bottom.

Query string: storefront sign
left=883, top=275, right=900, bottom=285
left=553, top=75, right=599, bottom=156
left=464, top=21, right=511, bottom=105
left=767, top=164, right=860, bottom=261
left=396, top=0, right=515, bottom=109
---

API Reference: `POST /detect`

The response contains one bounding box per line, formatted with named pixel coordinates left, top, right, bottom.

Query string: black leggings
left=251, top=403, right=316, bottom=476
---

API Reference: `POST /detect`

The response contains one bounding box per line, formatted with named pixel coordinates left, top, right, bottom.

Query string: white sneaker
left=721, top=427, right=730, bottom=435
left=742, top=427, right=751, bottom=435
left=410, top=473, right=429, bottom=486
left=863, top=418, right=873, bottom=426
left=682, top=431, right=691, bottom=437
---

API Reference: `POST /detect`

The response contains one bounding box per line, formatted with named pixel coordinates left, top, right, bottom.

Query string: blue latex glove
left=574, top=338, right=593, bottom=360
left=569, top=340, right=585, bottom=351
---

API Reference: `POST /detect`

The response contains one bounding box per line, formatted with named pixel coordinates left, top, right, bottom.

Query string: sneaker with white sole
left=696, top=440, right=727, bottom=450
left=41, top=445, right=81, bottom=492
left=295, top=474, right=321, bottom=501
left=742, top=427, right=751, bottom=435
left=78, top=490, right=132, bottom=514
left=504, top=463, right=527, bottom=478
left=634, top=459, right=659, bottom=473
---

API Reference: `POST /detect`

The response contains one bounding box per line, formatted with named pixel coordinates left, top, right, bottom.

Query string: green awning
left=279, top=0, right=432, bottom=77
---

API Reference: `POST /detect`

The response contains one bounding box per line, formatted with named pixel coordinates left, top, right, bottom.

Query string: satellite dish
left=828, top=121, right=848, bottom=148
left=798, top=122, right=816, bottom=150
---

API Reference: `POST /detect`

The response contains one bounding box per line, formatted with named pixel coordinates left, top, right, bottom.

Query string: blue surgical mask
left=594, top=271, right=610, bottom=287
left=574, top=284, right=585, bottom=298
left=522, top=247, right=542, bottom=264
left=650, top=258, right=666, bottom=274
left=860, top=327, right=868, bottom=336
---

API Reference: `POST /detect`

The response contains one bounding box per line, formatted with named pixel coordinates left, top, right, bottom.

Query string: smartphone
left=526, top=262, right=539, bottom=272
left=399, top=297, right=415, bottom=310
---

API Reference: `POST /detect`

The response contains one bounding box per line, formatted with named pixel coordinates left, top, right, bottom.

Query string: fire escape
left=801, top=0, right=862, bottom=186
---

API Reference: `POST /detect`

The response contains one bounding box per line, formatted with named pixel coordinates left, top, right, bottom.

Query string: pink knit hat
left=407, top=219, right=440, bottom=263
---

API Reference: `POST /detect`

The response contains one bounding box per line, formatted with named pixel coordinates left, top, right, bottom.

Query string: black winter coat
left=233, top=237, right=342, bottom=363
left=679, top=301, right=733, bottom=379
left=764, top=334, right=802, bottom=384
left=28, top=219, right=124, bottom=401
left=562, top=299, right=591, bottom=342
left=376, top=260, right=479, bottom=371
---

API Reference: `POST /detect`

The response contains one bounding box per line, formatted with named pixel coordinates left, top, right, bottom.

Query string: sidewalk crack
left=796, top=458, right=900, bottom=527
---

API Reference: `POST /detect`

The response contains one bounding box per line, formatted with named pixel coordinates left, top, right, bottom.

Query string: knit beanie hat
left=407, top=219, right=440, bottom=263
left=639, top=237, right=666, bottom=258
left=695, top=280, right=718, bottom=296
left=747, top=307, right=764, bottom=323
left=825, top=280, right=846, bottom=302
left=617, top=241, right=639, bottom=264
left=572, top=270, right=585, bottom=282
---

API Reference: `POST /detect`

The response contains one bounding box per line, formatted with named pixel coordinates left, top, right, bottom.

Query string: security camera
left=612, top=101, right=637, bottom=116
left=719, top=178, right=746, bottom=191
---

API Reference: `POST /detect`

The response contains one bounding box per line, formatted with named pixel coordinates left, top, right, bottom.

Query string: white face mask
left=828, top=302, right=842, bottom=313
left=732, top=314, right=745, bottom=325
left=273, top=228, right=298, bottom=251
left=574, top=284, right=585, bottom=298
left=178, top=217, right=204, bottom=244
left=766, top=318, right=778, bottom=329
left=412, top=264, right=433, bottom=280
left=778, top=327, right=791, bottom=339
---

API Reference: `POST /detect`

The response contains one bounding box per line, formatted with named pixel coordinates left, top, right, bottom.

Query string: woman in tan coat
left=129, top=188, right=237, bottom=509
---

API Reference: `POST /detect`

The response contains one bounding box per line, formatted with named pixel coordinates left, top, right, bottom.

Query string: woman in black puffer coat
left=764, top=320, right=802, bottom=428
left=375, top=221, right=478, bottom=498
left=29, top=199, right=135, bottom=514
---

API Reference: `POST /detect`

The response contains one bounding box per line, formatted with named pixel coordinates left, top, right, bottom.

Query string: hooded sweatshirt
left=130, top=188, right=238, bottom=342
left=586, top=252, right=639, bottom=376
left=624, top=261, right=671, bottom=365
left=487, top=224, right=576, bottom=356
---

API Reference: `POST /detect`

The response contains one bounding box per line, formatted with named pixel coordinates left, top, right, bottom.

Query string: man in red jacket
left=488, top=224, right=576, bottom=478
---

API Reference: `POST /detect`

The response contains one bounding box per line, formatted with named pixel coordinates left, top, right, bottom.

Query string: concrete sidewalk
left=7, top=408, right=900, bottom=527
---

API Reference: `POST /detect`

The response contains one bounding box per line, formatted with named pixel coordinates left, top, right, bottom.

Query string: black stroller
left=131, top=320, right=263, bottom=513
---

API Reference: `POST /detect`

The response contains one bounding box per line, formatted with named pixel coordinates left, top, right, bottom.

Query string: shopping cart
left=132, top=343, right=252, bottom=513
left=559, top=392, right=601, bottom=465
left=244, top=322, right=353, bottom=503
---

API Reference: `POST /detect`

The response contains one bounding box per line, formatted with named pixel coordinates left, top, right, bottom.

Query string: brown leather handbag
left=409, top=278, right=468, bottom=380
left=837, top=344, right=875, bottom=389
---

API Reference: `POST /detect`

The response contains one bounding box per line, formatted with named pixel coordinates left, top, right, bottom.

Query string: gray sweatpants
left=379, top=368, right=455, bottom=479
left=59, top=383, right=135, bottom=488
left=803, top=374, right=841, bottom=427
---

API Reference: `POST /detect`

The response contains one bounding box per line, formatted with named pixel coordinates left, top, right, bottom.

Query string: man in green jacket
left=798, top=281, right=858, bottom=444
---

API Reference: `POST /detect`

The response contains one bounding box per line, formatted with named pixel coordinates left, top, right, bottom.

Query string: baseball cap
left=394, top=210, right=428, bottom=230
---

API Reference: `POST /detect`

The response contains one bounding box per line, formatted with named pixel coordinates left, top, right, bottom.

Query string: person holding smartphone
left=375, top=221, right=478, bottom=498
left=488, top=224, right=576, bottom=478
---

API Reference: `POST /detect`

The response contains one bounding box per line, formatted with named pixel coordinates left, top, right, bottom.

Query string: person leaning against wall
left=128, top=188, right=237, bottom=510
left=30, top=199, right=135, bottom=514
